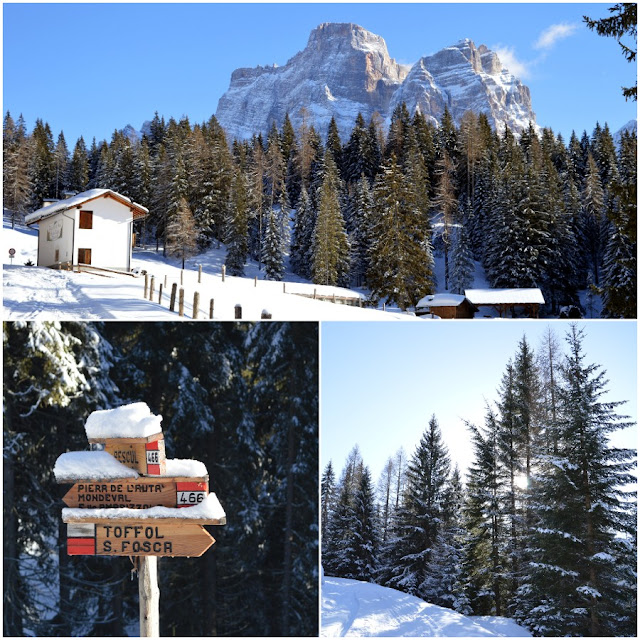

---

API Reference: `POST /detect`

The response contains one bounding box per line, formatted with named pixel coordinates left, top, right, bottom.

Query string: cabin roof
left=465, top=288, right=545, bottom=305
left=416, top=293, right=468, bottom=308
left=25, top=188, right=148, bottom=224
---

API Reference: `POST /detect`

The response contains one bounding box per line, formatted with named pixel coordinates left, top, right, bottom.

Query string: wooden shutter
left=79, top=210, right=93, bottom=229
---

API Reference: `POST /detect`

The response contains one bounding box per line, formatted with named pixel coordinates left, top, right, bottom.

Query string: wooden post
left=332, top=293, right=336, bottom=303
left=144, top=273, right=149, bottom=298
left=209, top=298, right=214, bottom=319
left=180, top=270, right=184, bottom=286
left=313, top=288, right=317, bottom=300
left=158, top=283, right=163, bottom=304
left=138, top=556, right=160, bottom=638
left=234, top=304, right=242, bottom=319
left=149, top=276, right=155, bottom=301
left=179, top=289, right=184, bottom=317
left=254, top=276, right=257, bottom=287
left=164, top=274, right=167, bottom=289
left=193, top=292, right=200, bottom=319
left=261, top=310, right=272, bottom=319
left=283, top=282, right=286, bottom=293
left=222, top=265, right=226, bottom=282
left=169, top=283, right=177, bottom=312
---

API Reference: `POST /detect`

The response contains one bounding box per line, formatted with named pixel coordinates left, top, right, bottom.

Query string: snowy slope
left=322, top=577, right=532, bottom=637
left=2, top=219, right=416, bottom=321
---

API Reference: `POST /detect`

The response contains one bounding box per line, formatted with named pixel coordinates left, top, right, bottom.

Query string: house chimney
left=42, top=198, right=59, bottom=207
left=61, top=190, right=77, bottom=199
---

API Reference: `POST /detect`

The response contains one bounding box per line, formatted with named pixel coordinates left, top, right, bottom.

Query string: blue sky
left=321, top=321, right=637, bottom=483
left=3, top=3, right=637, bottom=146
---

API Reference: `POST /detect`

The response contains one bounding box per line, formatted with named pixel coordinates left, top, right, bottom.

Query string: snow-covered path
left=321, top=577, right=531, bottom=637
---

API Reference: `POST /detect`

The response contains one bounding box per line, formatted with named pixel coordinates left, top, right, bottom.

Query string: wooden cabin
left=415, top=293, right=477, bottom=319
left=465, top=288, right=545, bottom=318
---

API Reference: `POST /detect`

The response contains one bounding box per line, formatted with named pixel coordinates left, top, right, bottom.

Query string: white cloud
left=534, top=23, right=579, bottom=50
left=494, top=46, right=531, bottom=79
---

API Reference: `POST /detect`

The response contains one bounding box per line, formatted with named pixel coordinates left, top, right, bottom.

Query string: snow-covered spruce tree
left=449, top=224, right=475, bottom=295
left=244, top=322, right=319, bottom=636
left=580, top=152, right=607, bottom=286
left=368, top=153, right=434, bottom=310
left=290, top=184, right=315, bottom=279
left=323, top=446, right=364, bottom=577
left=348, top=466, right=379, bottom=583
left=516, top=325, right=637, bottom=636
left=600, top=130, right=637, bottom=318
left=262, top=206, right=285, bottom=280
left=462, top=409, right=507, bottom=616
left=348, top=175, right=374, bottom=288
left=321, top=461, right=337, bottom=554
left=379, top=416, right=451, bottom=598
left=225, top=164, right=250, bottom=277
left=432, top=149, right=458, bottom=290
left=421, top=465, right=472, bottom=614
left=3, top=322, right=122, bottom=636
left=29, top=119, right=56, bottom=209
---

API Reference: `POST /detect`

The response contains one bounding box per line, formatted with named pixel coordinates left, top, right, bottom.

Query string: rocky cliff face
left=215, top=23, right=536, bottom=141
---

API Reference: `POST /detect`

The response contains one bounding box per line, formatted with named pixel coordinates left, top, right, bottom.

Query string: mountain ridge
left=215, top=23, right=536, bottom=141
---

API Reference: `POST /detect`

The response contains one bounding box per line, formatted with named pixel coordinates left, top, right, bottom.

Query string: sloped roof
left=465, top=288, right=545, bottom=305
left=25, top=189, right=148, bottom=224
left=416, top=293, right=467, bottom=308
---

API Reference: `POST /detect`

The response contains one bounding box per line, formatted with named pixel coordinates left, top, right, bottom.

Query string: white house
left=25, top=189, right=148, bottom=271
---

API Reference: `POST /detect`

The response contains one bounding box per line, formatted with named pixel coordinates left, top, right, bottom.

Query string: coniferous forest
left=3, top=105, right=637, bottom=317
left=322, top=325, right=637, bottom=636
left=3, top=321, right=318, bottom=637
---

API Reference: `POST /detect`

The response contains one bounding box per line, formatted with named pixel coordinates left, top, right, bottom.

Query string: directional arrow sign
left=67, top=522, right=215, bottom=557
left=62, top=478, right=208, bottom=509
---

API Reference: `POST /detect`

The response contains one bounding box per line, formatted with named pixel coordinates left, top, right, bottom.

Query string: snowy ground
left=2, top=218, right=416, bottom=321
left=321, top=577, right=532, bottom=637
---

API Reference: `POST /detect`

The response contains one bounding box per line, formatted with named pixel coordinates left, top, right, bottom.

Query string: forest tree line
left=322, top=325, right=636, bottom=636
left=3, top=321, right=318, bottom=637
left=3, top=107, right=637, bottom=316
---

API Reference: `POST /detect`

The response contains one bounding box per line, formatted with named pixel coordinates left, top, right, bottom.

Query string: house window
left=79, top=210, right=93, bottom=229
left=78, top=248, right=92, bottom=265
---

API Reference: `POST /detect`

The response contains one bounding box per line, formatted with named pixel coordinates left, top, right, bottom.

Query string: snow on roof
left=465, top=288, right=545, bottom=305
left=62, top=492, right=226, bottom=522
left=54, top=451, right=140, bottom=482
left=25, top=188, right=148, bottom=224
left=85, top=402, right=162, bottom=440
left=162, top=459, right=208, bottom=478
left=416, top=293, right=467, bottom=308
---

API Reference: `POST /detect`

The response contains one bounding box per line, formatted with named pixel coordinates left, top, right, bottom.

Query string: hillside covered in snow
left=321, top=577, right=532, bottom=637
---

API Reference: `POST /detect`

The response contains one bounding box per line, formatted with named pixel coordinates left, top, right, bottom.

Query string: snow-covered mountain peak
left=216, top=23, right=536, bottom=140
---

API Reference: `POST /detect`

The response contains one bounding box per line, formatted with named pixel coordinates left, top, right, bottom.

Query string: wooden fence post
left=254, top=276, right=257, bottom=287
left=149, top=276, right=155, bottom=301
left=209, top=298, right=214, bottom=319
left=193, top=292, right=200, bottom=319
left=158, top=283, right=163, bottom=305
left=164, top=274, right=167, bottom=289
left=198, top=264, right=202, bottom=284
left=222, top=265, right=226, bottom=282
left=138, top=556, right=160, bottom=637
left=234, top=304, right=242, bottom=319
left=180, top=270, right=184, bottom=286
left=144, top=273, right=149, bottom=298
left=179, top=288, right=184, bottom=317
left=313, top=288, right=317, bottom=300
left=170, top=283, right=177, bottom=312
left=283, top=282, right=286, bottom=293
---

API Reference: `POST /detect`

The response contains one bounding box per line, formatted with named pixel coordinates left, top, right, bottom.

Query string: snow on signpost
left=54, top=402, right=226, bottom=636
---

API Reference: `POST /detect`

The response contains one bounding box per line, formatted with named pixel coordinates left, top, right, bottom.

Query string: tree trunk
left=3, top=400, right=23, bottom=637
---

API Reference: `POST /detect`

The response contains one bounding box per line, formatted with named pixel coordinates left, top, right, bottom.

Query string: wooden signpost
left=66, top=522, right=215, bottom=557
left=62, top=478, right=208, bottom=509
left=56, top=410, right=225, bottom=638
